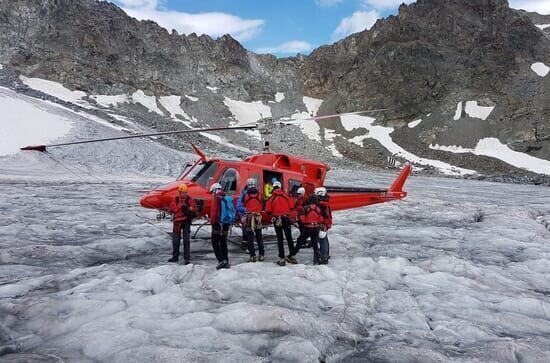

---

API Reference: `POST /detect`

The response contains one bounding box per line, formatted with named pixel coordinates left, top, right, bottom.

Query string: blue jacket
left=236, top=187, right=247, bottom=216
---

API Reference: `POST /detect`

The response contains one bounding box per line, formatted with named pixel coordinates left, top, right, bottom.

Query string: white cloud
left=119, top=0, right=158, bottom=9
left=332, top=10, right=380, bottom=41
left=509, top=0, right=550, bottom=14
left=117, top=1, right=264, bottom=41
left=362, top=0, right=414, bottom=10
left=314, top=0, right=344, bottom=7
left=256, top=41, right=314, bottom=55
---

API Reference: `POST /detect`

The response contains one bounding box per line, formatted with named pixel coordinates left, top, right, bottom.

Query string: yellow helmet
left=178, top=184, right=188, bottom=192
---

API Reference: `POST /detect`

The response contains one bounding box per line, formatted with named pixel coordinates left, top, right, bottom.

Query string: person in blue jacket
left=237, top=185, right=248, bottom=250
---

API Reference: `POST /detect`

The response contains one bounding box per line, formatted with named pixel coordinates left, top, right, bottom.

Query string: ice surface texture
left=1, top=87, right=550, bottom=362
left=1, top=167, right=549, bottom=362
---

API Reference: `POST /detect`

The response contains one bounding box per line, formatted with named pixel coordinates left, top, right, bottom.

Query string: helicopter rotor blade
left=280, top=109, right=391, bottom=124
left=21, top=124, right=257, bottom=152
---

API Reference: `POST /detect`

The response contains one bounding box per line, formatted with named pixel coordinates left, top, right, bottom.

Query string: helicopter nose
left=140, top=192, right=166, bottom=210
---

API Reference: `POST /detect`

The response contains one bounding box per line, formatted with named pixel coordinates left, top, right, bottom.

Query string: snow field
left=1, top=169, right=550, bottom=362
left=0, top=88, right=73, bottom=156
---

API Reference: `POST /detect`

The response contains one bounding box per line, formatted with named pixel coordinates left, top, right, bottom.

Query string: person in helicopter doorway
left=242, top=178, right=265, bottom=262
left=209, top=183, right=232, bottom=270
left=266, top=181, right=295, bottom=266
left=264, top=177, right=277, bottom=200
left=168, top=184, right=197, bottom=264
left=315, top=187, right=332, bottom=265
left=287, top=193, right=324, bottom=264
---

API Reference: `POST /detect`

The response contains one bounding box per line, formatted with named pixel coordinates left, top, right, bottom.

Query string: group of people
left=167, top=178, right=332, bottom=270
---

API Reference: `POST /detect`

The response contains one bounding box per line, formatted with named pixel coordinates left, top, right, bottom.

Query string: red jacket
left=169, top=195, right=197, bottom=222
left=292, top=195, right=306, bottom=215
left=265, top=189, right=291, bottom=217
left=299, top=203, right=324, bottom=225
left=242, top=187, right=263, bottom=213
left=319, top=199, right=332, bottom=229
left=209, top=190, right=225, bottom=224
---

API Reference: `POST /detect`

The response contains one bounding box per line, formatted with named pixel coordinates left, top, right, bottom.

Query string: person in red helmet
left=167, top=184, right=197, bottom=264
left=266, top=181, right=294, bottom=266
left=287, top=194, right=324, bottom=264
left=242, top=178, right=265, bottom=262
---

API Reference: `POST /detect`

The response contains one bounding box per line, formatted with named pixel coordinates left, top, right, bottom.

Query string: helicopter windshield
left=177, top=162, right=193, bottom=180
left=183, top=162, right=218, bottom=187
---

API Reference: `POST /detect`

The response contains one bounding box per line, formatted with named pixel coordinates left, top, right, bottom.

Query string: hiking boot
left=183, top=260, right=190, bottom=265
left=258, top=255, right=265, bottom=262
left=222, top=260, right=231, bottom=269
left=285, top=256, right=298, bottom=264
left=320, top=259, right=328, bottom=265
left=277, top=259, right=286, bottom=266
left=249, top=256, right=257, bottom=263
left=216, top=261, right=226, bottom=270
left=167, top=256, right=178, bottom=262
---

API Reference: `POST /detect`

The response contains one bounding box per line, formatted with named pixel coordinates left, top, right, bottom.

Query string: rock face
left=0, top=0, right=549, bottom=180
left=0, top=0, right=298, bottom=98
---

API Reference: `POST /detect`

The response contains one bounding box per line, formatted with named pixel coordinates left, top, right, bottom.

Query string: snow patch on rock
left=91, top=94, right=129, bottom=107
left=0, top=87, right=73, bottom=156
left=185, top=95, right=198, bottom=102
left=199, top=132, right=252, bottom=153
left=275, top=92, right=285, bottom=103
left=342, top=114, right=476, bottom=175
left=454, top=102, right=462, bottom=120
left=20, top=76, right=90, bottom=108
left=206, top=86, right=219, bottom=92
left=303, top=96, right=323, bottom=116
left=159, top=96, right=193, bottom=128
left=464, top=101, right=494, bottom=121
left=535, top=24, right=550, bottom=30
left=131, top=90, right=163, bottom=115
left=431, top=138, right=550, bottom=175
left=408, top=119, right=422, bottom=128
left=531, top=62, right=550, bottom=77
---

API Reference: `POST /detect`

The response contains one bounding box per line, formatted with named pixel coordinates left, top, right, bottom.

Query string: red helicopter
left=22, top=110, right=412, bottom=222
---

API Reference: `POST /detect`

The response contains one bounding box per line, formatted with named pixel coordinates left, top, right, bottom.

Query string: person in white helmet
left=315, top=187, right=332, bottom=264
left=209, top=182, right=230, bottom=269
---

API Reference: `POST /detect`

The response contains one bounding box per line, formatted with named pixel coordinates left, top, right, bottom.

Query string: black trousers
left=247, top=228, right=264, bottom=257
left=211, top=223, right=230, bottom=263
left=292, top=227, right=320, bottom=262
left=172, top=220, right=191, bottom=261
left=245, top=214, right=264, bottom=257
left=274, top=216, right=294, bottom=259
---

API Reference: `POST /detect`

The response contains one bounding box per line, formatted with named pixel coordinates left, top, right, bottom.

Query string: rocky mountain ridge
left=0, top=0, right=549, bottom=182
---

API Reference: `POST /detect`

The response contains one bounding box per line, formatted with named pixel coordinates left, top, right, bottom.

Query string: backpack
left=243, top=192, right=263, bottom=211
left=220, top=195, right=236, bottom=224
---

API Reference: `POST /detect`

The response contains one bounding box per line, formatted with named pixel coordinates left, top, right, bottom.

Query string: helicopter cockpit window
left=219, top=168, right=239, bottom=194
left=190, top=162, right=218, bottom=187
left=288, top=179, right=302, bottom=197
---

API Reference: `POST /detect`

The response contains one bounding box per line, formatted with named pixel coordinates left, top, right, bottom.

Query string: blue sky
left=115, top=0, right=550, bottom=56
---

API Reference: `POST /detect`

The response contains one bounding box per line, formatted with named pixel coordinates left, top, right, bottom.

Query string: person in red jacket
left=168, top=184, right=197, bottom=264
left=266, top=181, right=294, bottom=266
left=209, top=183, right=230, bottom=270
left=316, top=187, right=332, bottom=265
left=242, top=178, right=264, bottom=262
left=287, top=194, right=324, bottom=264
